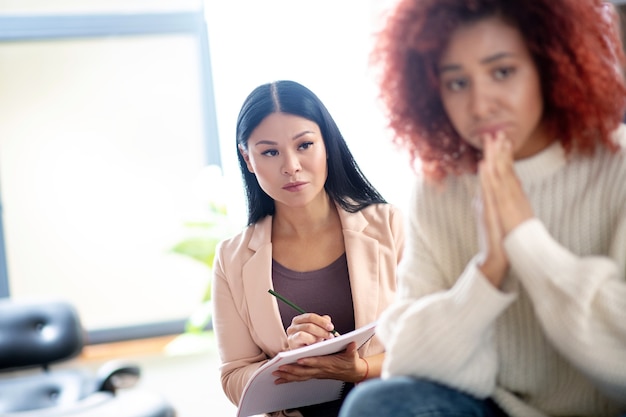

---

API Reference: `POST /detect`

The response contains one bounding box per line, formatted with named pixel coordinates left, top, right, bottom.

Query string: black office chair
left=0, top=297, right=176, bottom=417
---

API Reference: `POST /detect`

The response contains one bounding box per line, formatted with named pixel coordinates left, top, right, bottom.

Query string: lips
left=470, top=124, right=509, bottom=140
left=282, top=181, right=308, bottom=192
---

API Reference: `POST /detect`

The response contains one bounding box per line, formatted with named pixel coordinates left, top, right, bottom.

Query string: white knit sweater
left=379, top=126, right=626, bottom=417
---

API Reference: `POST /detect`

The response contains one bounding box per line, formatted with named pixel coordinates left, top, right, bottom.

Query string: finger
left=490, top=131, right=514, bottom=178
left=287, top=328, right=333, bottom=346
left=287, top=314, right=336, bottom=338
left=482, top=133, right=533, bottom=233
left=478, top=159, right=510, bottom=286
left=479, top=163, right=503, bottom=244
left=297, top=342, right=359, bottom=368
left=286, top=322, right=332, bottom=340
left=343, top=341, right=358, bottom=355
left=289, top=313, right=336, bottom=334
left=286, top=331, right=323, bottom=349
left=286, top=317, right=337, bottom=349
left=320, top=315, right=338, bottom=335
left=272, top=364, right=317, bottom=383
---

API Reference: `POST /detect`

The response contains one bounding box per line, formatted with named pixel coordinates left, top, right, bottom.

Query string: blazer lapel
left=241, top=216, right=288, bottom=353
left=240, top=207, right=382, bottom=353
left=338, top=207, right=380, bottom=329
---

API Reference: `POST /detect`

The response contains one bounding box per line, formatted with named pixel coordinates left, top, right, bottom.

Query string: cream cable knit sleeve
left=378, top=206, right=516, bottom=397
left=505, top=218, right=626, bottom=402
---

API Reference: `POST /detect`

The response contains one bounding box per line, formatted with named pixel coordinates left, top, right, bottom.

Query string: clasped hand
left=477, top=131, right=534, bottom=287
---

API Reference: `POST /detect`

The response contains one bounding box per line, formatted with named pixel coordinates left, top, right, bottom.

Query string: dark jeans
left=339, top=377, right=508, bottom=417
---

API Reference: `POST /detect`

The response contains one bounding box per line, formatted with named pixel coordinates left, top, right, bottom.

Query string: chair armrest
left=95, top=360, right=141, bottom=393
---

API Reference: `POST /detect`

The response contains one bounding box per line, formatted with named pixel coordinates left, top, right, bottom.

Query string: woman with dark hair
left=212, top=80, right=404, bottom=417
left=235, top=80, right=391, bottom=226
left=339, top=0, right=626, bottom=416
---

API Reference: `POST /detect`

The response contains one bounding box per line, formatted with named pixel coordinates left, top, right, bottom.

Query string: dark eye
left=445, top=78, right=468, bottom=92
left=261, top=149, right=278, bottom=157
left=494, top=66, right=516, bottom=80
left=298, top=141, right=314, bottom=150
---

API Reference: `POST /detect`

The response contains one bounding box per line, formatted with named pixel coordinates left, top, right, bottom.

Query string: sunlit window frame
left=0, top=10, right=221, bottom=343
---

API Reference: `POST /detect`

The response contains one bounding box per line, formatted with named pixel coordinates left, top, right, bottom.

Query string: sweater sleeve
left=504, top=218, right=626, bottom=400
left=379, top=260, right=516, bottom=397
left=378, top=181, right=516, bottom=398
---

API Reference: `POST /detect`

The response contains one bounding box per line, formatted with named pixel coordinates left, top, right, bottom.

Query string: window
left=0, top=4, right=221, bottom=342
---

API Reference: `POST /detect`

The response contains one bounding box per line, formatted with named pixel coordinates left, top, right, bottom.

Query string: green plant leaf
left=170, top=236, right=221, bottom=269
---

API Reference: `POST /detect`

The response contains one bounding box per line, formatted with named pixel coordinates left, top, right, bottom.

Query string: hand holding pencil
left=268, top=289, right=340, bottom=349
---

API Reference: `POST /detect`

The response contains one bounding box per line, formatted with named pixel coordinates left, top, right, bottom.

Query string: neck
left=272, top=193, right=339, bottom=238
left=514, top=121, right=555, bottom=160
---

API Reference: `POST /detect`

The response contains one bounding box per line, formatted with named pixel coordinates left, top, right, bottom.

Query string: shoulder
left=409, top=172, right=475, bottom=211
left=595, top=123, right=626, bottom=174
left=403, top=174, right=478, bottom=245
left=341, top=203, right=405, bottom=246
left=611, top=123, right=626, bottom=148
left=217, top=226, right=251, bottom=252
left=214, top=226, right=253, bottom=266
left=610, top=124, right=626, bottom=165
left=216, top=216, right=272, bottom=260
left=358, top=202, right=403, bottom=221
left=350, top=203, right=404, bottom=233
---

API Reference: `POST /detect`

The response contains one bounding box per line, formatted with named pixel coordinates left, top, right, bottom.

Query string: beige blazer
left=212, top=203, right=404, bottom=409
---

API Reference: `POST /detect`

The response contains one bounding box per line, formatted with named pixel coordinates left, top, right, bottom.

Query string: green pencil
left=268, top=289, right=339, bottom=336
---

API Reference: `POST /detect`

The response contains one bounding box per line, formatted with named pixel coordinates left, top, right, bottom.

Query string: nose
left=468, top=81, right=495, bottom=121
left=282, top=152, right=301, bottom=176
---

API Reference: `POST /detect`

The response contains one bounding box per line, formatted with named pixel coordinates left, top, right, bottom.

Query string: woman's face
left=438, top=16, right=551, bottom=159
left=240, top=112, right=328, bottom=209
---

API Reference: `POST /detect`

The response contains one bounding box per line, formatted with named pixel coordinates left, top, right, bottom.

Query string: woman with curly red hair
left=339, top=0, right=626, bottom=416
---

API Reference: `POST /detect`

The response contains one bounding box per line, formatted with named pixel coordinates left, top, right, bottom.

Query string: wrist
left=356, top=357, right=369, bottom=384
left=478, top=258, right=508, bottom=288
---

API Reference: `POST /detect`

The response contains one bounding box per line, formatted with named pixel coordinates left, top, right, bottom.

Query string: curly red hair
left=372, top=0, right=626, bottom=180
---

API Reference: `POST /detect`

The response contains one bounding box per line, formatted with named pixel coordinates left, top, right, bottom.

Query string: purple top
left=271, top=253, right=355, bottom=335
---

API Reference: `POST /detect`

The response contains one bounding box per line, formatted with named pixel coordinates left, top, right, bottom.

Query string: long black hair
left=236, top=80, right=386, bottom=225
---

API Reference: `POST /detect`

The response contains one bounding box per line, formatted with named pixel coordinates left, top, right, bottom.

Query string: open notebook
left=237, top=321, right=377, bottom=417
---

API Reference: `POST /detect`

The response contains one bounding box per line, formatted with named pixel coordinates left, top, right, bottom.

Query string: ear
left=238, top=144, right=255, bottom=173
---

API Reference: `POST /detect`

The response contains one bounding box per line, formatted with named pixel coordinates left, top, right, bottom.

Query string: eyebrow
left=438, top=52, right=514, bottom=73
left=253, top=130, right=316, bottom=146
